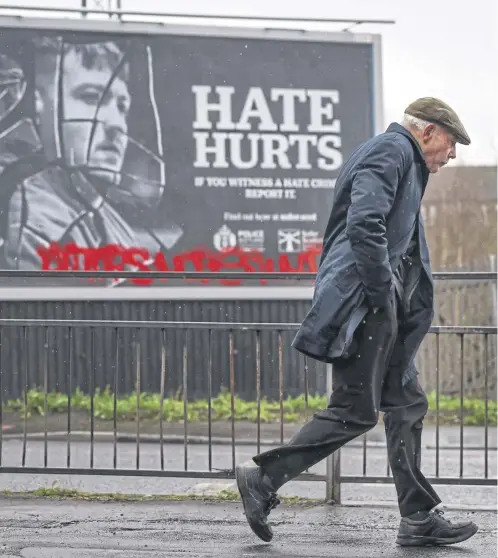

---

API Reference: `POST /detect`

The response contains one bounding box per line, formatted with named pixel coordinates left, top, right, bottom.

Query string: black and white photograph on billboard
left=0, top=25, right=376, bottom=286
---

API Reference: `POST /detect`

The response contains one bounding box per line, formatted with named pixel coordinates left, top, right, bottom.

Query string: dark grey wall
left=0, top=299, right=327, bottom=401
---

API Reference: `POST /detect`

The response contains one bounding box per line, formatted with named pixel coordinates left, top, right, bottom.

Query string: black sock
left=261, top=471, right=279, bottom=492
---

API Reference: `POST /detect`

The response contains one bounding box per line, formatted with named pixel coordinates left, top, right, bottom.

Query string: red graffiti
left=37, top=243, right=321, bottom=286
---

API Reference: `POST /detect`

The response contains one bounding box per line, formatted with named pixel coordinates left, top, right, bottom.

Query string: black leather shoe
left=396, top=508, right=478, bottom=546
left=235, top=464, right=280, bottom=542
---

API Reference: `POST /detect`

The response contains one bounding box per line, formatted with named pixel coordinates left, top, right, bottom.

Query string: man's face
left=420, top=124, right=457, bottom=173
left=60, top=50, right=130, bottom=183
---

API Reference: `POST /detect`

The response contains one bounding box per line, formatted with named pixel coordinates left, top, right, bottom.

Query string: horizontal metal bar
left=0, top=5, right=396, bottom=26
left=0, top=318, right=494, bottom=335
left=340, top=476, right=497, bottom=486
left=0, top=286, right=317, bottom=302
left=0, top=319, right=300, bottom=330
left=430, top=272, right=497, bottom=281
left=0, top=270, right=494, bottom=280
left=0, top=467, right=493, bottom=487
left=0, top=466, right=324, bottom=482
left=430, top=326, right=497, bottom=334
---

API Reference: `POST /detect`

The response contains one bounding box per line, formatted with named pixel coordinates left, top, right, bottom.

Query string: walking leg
left=236, top=301, right=397, bottom=542
left=381, top=347, right=478, bottom=546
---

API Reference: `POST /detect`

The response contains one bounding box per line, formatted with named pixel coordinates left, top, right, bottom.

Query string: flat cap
left=405, top=97, right=471, bottom=145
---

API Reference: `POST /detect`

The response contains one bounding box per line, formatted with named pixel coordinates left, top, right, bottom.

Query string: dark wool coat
left=292, top=123, right=435, bottom=385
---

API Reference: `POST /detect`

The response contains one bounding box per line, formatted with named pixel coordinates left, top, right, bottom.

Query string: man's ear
left=422, top=123, right=437, bottom=142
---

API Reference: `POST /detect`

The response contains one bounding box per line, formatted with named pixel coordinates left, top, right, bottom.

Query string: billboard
left=0, top=19, right=381, bottom=289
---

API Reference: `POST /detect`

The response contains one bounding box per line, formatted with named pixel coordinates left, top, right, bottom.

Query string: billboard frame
left=0, top=15, right=384, bottom=301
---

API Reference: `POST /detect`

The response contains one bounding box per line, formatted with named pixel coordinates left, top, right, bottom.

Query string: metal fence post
left=490, top=254, right=497, bottom=326
left=325, top=363, right=341, bottom=504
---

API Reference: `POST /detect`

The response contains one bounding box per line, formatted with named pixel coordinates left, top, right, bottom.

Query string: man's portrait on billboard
left=0, top=34, right=182, bottom=271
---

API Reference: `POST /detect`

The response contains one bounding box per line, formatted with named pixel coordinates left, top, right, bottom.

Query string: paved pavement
left=0, top=435, right=496, bottom=509
left=0, top=498, right=495, bottom=557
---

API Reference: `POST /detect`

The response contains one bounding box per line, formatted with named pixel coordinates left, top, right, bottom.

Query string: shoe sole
left=396, top=524, right=479, bottom=546
left=235, top=465, right=273, bottom=543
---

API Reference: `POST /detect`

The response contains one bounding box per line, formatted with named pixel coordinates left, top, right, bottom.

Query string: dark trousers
left=253, top=294, right=441, bottom=517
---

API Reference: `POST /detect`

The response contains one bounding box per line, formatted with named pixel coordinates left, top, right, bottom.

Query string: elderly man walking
left=235, top=98, right=479, bottom=547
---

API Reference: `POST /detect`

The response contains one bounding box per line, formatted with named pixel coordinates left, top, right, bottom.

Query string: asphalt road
left=0, top=498, right=495, bottom=557
left=0, top=438, right=495, bottom=509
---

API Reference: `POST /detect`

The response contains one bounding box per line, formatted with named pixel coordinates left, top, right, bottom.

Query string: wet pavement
left=0, top=498, right=495, bottom=557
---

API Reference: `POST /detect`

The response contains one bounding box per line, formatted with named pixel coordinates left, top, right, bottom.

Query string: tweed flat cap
left=405, top=97, right=471, bottom=145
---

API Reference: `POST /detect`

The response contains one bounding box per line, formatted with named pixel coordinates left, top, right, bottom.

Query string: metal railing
left=0, top=270, right=494, bottom=280
left=0, top=270, right=496, bottom=503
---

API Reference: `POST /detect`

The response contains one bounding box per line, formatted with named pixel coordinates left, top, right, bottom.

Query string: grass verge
left=0, top=486, right=320, bottom=506
left=4, top=388, right=497, bottom=426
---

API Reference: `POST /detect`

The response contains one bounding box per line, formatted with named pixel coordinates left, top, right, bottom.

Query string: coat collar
left=386, top=123, right=427, bottom=166
left=386, top=122, right=430, bottom=187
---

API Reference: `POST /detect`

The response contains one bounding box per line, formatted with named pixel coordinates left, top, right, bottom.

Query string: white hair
left=401, top=113, right=432, bottom=130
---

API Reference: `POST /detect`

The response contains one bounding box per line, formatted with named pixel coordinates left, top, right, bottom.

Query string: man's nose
left=100, top=104, right=127, bottom=137
left=449, top=146, right=457, bottom=159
